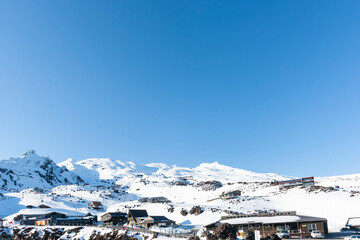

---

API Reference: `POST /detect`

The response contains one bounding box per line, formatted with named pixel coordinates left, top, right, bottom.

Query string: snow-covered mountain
left=58, top=157, right=158, bottom=184
left=0, top=150, right=83, bottom=190
left=58, top=158, right=291, bottom=185
left=0, top=150, right=359, bottom=232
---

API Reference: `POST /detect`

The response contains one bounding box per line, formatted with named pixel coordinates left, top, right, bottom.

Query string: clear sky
left=0, top=1, right=359, bottom=177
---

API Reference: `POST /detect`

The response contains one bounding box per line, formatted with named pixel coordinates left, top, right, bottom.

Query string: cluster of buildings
left=16, top=212, right=97, bottom=226
left=16, top=208, right=175, bottom=229
left=205, top=211, right=328, bottom=238
left=101, top=209, right=175, bottom=229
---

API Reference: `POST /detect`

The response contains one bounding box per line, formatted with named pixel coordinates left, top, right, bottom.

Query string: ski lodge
left=205, top=211, right=328, bottom=238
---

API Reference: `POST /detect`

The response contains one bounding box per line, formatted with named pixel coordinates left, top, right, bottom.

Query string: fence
left=111, top=226, right=197, bottom=238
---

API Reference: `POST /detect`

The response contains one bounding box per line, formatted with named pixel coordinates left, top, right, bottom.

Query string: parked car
left=344, top=235, right=360, bottom=240
left=277, top=230, right=290, bottom=238
left=311, top=230, right=324, bottom=238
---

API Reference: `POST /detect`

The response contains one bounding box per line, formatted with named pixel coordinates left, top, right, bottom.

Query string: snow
left=0, top=150, right=360, bottom=238
left=222, top=215, right=301, bottom=225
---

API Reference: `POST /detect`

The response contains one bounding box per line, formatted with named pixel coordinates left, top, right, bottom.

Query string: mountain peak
left=20, top=149, right=38, bottom=158
left=0, top=151, right=83, bottom=189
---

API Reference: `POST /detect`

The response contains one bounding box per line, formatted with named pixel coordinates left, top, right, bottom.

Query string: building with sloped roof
left=140, top=216, right=175, bottom=228
left=128, top=209, right=148, bottom=226
left=90, top=201, right=103, bottom=209
left=101, top=212, right=128, bottom=226
left=205, top=211, right=327, bottom=238
left=18, top=211, right=67, bottom=225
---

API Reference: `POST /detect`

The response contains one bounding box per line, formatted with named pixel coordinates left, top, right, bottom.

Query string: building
left=17, top=211, right=67, bottom=225
left=277, top=177, right=315, bottom=189
left=199, top=181, right=223, bottom=191
left=128, top=209, right=148, bottom=226
left=90, top=201, right=103, bottom=210
left=35, top=219, right=50, bottom=226
left=220, top=190, right=241, bottom=200
left=140, top=216, right=175, bottom=229
left=17, top=211, right=97, bottom=226
left=205, top=211, right=328, bottom=238
left=138, top=197, right=170, bottom=203
left=221, top=211, right=297, bottom=220
left=56, top=214, right=97, bottom=226
left=345, top=217, right=360, bottom=232
left=101, top=212, right=128, bottom=226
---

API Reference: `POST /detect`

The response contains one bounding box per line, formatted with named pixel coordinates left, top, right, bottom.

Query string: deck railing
left=111, top=226, right=197, bottom=238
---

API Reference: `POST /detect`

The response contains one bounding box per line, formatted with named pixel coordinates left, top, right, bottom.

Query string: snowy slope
left=0, top=151, right=359, bottom=233
left=0, top=150, right=83, bottom=190
left=151, top=161, right=291, bottom=183
left=58, top=158, right=158, bottom=184
left=59, top=158, right=291, bottom=184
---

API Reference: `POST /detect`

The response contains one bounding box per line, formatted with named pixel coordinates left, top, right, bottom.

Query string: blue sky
left=0, top=1, right=359, bottom=177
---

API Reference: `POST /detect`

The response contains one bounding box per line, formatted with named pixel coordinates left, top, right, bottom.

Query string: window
left=255, top=224, right=260, bottom=228
left=308, top=224, right=317, bottom=232
left=249, top=225, right=253, bottom=229
left=265, top=224, right=270, bottom=228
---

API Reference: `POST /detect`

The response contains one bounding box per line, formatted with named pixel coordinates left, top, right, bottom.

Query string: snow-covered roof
left=221, top=215, right=327, bottom=225
left=16, top=208, right=82, bottom=216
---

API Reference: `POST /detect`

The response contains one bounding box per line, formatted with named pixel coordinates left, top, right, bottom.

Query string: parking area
left=286, top=232, right=351, bottom=240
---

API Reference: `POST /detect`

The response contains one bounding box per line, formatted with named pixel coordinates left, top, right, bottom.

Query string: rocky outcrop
left=269, top=233, right=281, bottom=240
left=188, top=236, right=200, bottom=240
left=13, top=227, right=66, bottom=240
left=213, top=223, right=237, bottom=240
left=11, top=227, right=144, bottom=240
left=244, top=230, right=255, bottom=240
left=190, top=206, right=203, bottom=215
left=0, top=150, right=84, bottom=190
left=180, top=208, right=188, bottom=216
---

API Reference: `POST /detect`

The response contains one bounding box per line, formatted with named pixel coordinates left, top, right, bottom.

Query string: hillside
left=0, top=150, right=83, bottom=190
left=0, top=151, right=359, bottom=232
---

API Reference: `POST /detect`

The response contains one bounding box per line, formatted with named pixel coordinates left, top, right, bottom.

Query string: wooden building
left=220, top=190, right=241, bottom=200
left=140, top=216, right=175, bottom=229
left=128, top=209, right=148, bottom=226
left=90, top=201, right=103, bottom=210
left=205, top=211, right=328, bottom=238
left=101, top=212, right=128, bottom=226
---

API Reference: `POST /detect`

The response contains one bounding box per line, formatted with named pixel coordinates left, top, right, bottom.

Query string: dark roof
left=107, top=212, right=127, bottom=217
left=129, top=209, right=148, bottom=218
left=21, top=212, right=67, bottom=218
left=38, top=204, right=51, bottom=208
left=141, top=215, right=175, bottom=224
left=150, top=216, right=174, bottom=222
